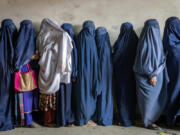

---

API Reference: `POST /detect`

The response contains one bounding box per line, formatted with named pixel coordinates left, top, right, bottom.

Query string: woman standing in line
left=14, top=20, right=40, bottom=128
left=133, top=19, right=169, bottom=129
left=163, top=17, right=180, bottom=126
left=37, top=19, right=73, bottom=126
left=94, top=27, right=113, bottom=126
left=0, top=19, right=17, bottom=131
left=113, top=22, right=138, bottom=127
left=74, top=21, right=99, bottom=126
left=55, top=23, right=78, bottom=127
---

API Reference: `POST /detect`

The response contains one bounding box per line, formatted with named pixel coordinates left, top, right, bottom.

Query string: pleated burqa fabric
left=14, top=20, right=36, bottom=70
left=113, top=22, right=138, bottom=126
left=74, top=21, right=99, bottom=125
left=14, top=20, right=38, bottom=126
left=0, top=19, right=17, bottom=131
left=56, top=23, right=77, bottom=127
left=94, top=27, right=113, bottom=126
left=133, top=19, right=169, bottom=127
left=163, top=17, right=180, bottom=125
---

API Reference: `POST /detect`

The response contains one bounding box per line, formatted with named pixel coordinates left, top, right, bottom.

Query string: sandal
left=147, top=124, right=162, bottom=130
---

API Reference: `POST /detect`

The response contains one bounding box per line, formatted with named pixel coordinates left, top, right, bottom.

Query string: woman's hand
left=149, top=76, right=157, bottom=86
left=31, top=54, right=39, bottom=60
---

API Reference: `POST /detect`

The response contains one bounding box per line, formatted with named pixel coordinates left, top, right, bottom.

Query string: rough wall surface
left=0, top=0, right=180, bottom=44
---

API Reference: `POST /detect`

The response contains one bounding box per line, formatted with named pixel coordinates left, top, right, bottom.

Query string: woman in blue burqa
left=13, top=20, right=39, bottom=128
left=94, top=27, right=113, bottom=126
left=113, top=22, right=138, bottom=127
left=74, top=20, right=99, bottom=126
left=133, top=19, right=169, bottom=129
left=55, top=23, right=78, bottom=127
left=0, top=19, right=17, bottom=131
left=163, top=17, right=180, bottom=126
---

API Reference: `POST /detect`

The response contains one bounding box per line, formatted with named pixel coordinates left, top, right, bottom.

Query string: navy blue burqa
left=14, top=20, right=36, bottom=70
left=13, top=20, right=38, bottom=126
left=163, top=17, right=180, bottom=125
left=113, top=22, right=138, bottom=126
left=55, top=23, right=77, bottom=127
left=133, top=19, right=169, bottom=127
left=74, top=21, right=99, bottom=125
left=93, top=27, right=113, bottom=126
left=0, top=19, right=17, bottom=131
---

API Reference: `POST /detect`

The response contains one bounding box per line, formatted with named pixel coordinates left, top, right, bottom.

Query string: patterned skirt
left=39, top=93, right=56, bottom=125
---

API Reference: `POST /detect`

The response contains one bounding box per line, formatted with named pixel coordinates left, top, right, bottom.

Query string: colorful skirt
left=39, top=93, right=56, bottom=125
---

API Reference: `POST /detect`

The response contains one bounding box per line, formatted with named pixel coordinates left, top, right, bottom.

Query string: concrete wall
left=0, top=0, right=180, bottom=44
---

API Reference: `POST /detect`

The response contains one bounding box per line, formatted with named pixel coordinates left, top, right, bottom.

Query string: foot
left=147, top=124, right=162, bottom=130
left=86, top=121, right=97, bottom=127
left=28, top=122, right=42, bottom=128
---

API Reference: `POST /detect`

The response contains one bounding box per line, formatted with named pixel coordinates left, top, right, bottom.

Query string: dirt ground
left=0, top=125, right=179, bottom=135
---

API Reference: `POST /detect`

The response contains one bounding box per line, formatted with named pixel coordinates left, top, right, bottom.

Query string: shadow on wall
left=33, top=22, right=41, bottom=34
left=136, top=27, right=143, bottom=37
left=74, top=24, right=82, bottom=35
